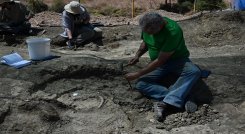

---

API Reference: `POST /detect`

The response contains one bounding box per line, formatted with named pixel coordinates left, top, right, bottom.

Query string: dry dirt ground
left=0, top=11, right=245, bottom=134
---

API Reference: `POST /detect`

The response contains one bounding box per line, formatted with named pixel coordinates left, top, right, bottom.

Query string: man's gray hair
left=139, top=12, right=164, bottom=32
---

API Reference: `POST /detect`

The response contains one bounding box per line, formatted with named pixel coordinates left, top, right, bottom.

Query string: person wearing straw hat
left=60, top=1, right=102, bottom=49
left=0, top=0, right=32, bottom=35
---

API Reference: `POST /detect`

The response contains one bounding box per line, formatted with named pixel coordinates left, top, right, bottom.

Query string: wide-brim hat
left=64, top=1, right=85, bottom=14
left=0, top=0, right=14, bottom=4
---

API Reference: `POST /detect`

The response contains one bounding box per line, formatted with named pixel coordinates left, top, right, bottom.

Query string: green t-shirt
left=141, top=17, right=189, bottom=61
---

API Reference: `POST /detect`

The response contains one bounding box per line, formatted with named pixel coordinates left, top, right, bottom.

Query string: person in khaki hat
left=60, top=1, right=102, bottom=49
left=0, top=0, right=32, bottom=35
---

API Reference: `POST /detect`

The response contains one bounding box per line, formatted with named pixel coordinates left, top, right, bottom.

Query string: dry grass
left=25, top=0, right=178, bottom=17
left=84, top=0, right=177, bottom=10
left=42, top=0, right=177, bottom=11
left=82, top=0, right=178, bottom=17
left=22, top=0, right=179, bottom=10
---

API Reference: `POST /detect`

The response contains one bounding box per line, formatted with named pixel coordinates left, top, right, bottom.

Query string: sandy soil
left=0, top=11, right=245, bottom=134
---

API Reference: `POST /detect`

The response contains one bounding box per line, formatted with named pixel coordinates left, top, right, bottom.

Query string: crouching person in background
left=0, top=0, right=32, bottom=35
left=59, top=1, right=102, bottom=49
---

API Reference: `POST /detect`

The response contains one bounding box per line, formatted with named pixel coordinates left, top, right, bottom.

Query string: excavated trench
left=2, top=56, right=242, bottom=133
left=0, top=57, right=149, bottom=133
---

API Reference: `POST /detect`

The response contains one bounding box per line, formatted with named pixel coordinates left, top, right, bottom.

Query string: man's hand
left=124, top=72, right=141, bottom=81
left=67, top=39, right=75, bottom=50
left=127, top=41, right=147, bottom=66
left=26, top=12, right=34, bottom=20
left=128, top=56, right=139, bottom=65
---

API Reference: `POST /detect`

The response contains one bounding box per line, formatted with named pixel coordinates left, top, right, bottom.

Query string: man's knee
left=76, top=28, right=95, bottom=41
left=51, top=35, right=67, bottom=46
left=86, top=28, right=96, bottom=39
left=135, top=80, right=148, bottom=92
left=192, top=66, right=201, bottom=78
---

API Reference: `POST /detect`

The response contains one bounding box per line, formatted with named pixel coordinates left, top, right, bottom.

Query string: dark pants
left=0, top=21, right=31, bottom=35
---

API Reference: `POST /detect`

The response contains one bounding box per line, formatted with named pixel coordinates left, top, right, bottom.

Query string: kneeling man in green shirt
left=125, top=12, right=201, bottom=122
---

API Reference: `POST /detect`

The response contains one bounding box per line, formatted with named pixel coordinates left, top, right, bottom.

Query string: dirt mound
left=182, top=11, right=245, bottom=48
left=29, top=11, right=62, bottom=27
left=28, top=10, right=199, bottom=27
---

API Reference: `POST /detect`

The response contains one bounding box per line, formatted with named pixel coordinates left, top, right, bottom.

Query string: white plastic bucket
left=26, top=38, right=51, bottom=60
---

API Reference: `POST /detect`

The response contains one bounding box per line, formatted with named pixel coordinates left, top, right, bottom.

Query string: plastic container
left=26, top=38, right=51, bottom=60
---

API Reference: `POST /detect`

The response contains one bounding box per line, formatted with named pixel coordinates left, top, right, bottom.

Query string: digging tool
left=119, top=62, right=130, bottom=72
left=126, top=78, right=133, bottom=90
left=119, top=62, right=133, bottom=90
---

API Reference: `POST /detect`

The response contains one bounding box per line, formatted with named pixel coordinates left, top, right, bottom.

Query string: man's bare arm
left=65, top=28, right=72, bottom=40
left=135, top=41, right=148, bottom=58
left=125, top=51, right=174, bottom=81
left=128, top=41, right=148, bottom=65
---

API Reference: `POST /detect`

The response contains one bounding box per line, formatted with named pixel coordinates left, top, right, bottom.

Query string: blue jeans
left=135, top=58, right=201, bottom=108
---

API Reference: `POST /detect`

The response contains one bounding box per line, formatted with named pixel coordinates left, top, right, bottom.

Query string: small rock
left=38, top=102, right=60, bottom=121
left=124, top=49, right=133, bottom=55
left=90, top=44, right=99, bottom=51
left=72, top=92, right=78, bottom=97
left=134, top=129, right=140, bottom=132
left=139, top=108, right=144, bottom=113
left=212, top=109, right=219, bottom=114
left=239, top=101, right=245, bottom=112
left=149, top=119, right=155, bottom=123
left=19, top=101, right=39, bottom=111
left=84, top=43, right=99, bottom=51
left=239, top=47, right=244, bottom=50
left=156, top=125, right=165, bottom=129
left=203, top=104, right=209, bottom=108
left=0, top=102, right=10, bottom=124
left=165, top=126, right=172, bottom=131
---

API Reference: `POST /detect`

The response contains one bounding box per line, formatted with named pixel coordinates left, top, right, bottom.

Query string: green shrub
left=159, top=2, right=193, bottom=14
left=90, top=6, right=130, bottom=17
left=160, top=0, right=227, bottom=13
left=27, top=0, right=48, bottom=13
left=179, top=1, right=193, bottom=13
left=217, top=1, right=228, bottom=9
left=196, top=0, right=227, bottom=11
left=100, top=6, right=118, bottom=16
left=178, top=0, right=195, bottom=4
left=49, top=0, right=65, bottom=13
